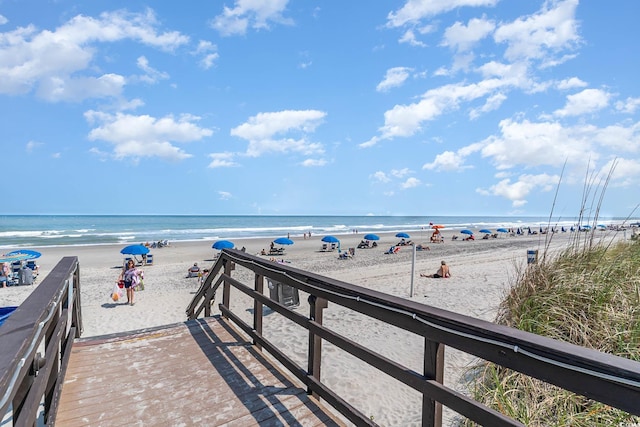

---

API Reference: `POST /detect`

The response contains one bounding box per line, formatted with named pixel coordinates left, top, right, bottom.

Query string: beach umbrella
left=581, top=225, right=592, bottom=230
left=212, top=240, right=234, bottom=250
left=273, top=237, right=294, bottom=245
left=363, top=233, right=380, bottom=241
left=597, top=224, right=606, bottom=229
left=479, top=229, right=492, bottom=234
left=460, top=229, right=474, bottom=235
left=120, top=244, right=150, bottom=255
left=431, top=224, right=445, bottom=229
left=321, top=235, right=340, bottom=243
left=0, top=253, right=36, bottom=263
left=395, top=232, right=410, bottom=239
left=4, top=249, right=41, bottom=259
left=497, top=228, right=508, bottom=233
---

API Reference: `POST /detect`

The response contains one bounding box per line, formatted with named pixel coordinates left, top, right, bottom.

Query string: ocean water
left=0, top=215, right=632, bottom=249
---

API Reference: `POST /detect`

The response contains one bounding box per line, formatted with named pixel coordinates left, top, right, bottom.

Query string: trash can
left=267, top=279, right=300, bottom=308
left=527, top=249, right=538, bottom=264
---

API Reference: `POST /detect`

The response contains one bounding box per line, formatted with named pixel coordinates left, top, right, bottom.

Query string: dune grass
left=463, top=235, right=640, bottom=426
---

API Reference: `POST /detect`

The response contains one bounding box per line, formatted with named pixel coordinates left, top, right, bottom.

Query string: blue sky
left=1, top=0, right=639, bottom=217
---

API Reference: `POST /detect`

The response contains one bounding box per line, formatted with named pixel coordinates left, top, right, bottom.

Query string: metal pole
left=410, top=244, right=416, bottom=297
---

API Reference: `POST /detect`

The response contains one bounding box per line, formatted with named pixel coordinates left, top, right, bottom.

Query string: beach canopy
left=120, top=244, right=150, bottom=255
left=497, top=228, right=508, bottom=233
left=479, top=229, right=492, bottom=234
left=321, top=235, right=340, bottom=243
left=395, top=232, right=410, bottom=239
left=363, top=233, right=380, bottom=241
left=212, top=240, right=234, bottom=250
left=460, top=229, right=474, bottom=235
left=273, top=237, right=294, bottom=245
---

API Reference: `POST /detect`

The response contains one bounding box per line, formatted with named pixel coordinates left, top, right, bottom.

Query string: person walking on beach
left=119, top=259, right=142, bottom=305
left=421, top=260, right=451, bottom=278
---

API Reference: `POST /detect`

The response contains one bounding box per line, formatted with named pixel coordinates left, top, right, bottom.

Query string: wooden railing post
left=307, top=295, right=328, bottom=398
left=423, top=339, right=444, bottom=427
left=221, top=258, right=233, bottom=319
left=254, top=274, right=264, bottom=350
left=72, top=265, right=83, bottom=337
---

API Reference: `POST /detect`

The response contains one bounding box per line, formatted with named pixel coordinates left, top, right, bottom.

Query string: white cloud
left=211, top=0, right=293, bottom=36
left=398, top=29, right=426, bottom=47
left=401, top=177, right=421, bottom=188
left=0, top=15, right=7, bottom=25
left=441, top=17, right=495, bottom=52
left=469, top=92, right=506, bottom=119
left=208, top=152, right=238, bottom=168
left=0, top=9, right=188, bottom=101
left=85, top=110, right=213, bottom=160
left=231, top=110, right=326, bottom=157
left=364, top=79, right=505, bottom=146
left=387, top=0, right=499, bottom=28
left=616, top=97, right=640, bottom=114
left=26, top=140, right=42, bottom=153
left=422, top=150, right=470, bottom=171
left=391, top=168, right=412, bottom=178
left=193, top=40, right=219, bottom=69
left=135, top=56, right=169, bottom=84
left=371, top=171, right=390, bottom=183
left=554, top=88, right=610, bottom=117
left=376, top=67, right=413, bottom=92
left=599, top=158, right=640, bottom=187
left=556, top=77, right=587, bottom=90
left=301, top=158, right=326, bottom=167
left=218, top=191, right=232, bottom=200
left=480, top=118, right=590, bottom=170
left=493, top=0, right=581, bottom=62
left=477, top=173, right=560, bottom=207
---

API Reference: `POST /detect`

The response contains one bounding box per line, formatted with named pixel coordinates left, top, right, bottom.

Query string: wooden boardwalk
left=56, top=317, right=345, bottom=426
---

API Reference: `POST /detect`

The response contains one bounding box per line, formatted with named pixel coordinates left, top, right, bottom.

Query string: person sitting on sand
left=421, top=260, right=451, bottom=278
left=187, top=263, right=201, bottom=277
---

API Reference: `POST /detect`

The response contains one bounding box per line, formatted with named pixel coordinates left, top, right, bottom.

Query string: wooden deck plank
left=55, top=317, right=345, bottom=426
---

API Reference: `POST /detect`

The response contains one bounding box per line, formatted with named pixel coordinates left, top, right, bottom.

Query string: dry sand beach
left=0, top=230, right=619, bottom=425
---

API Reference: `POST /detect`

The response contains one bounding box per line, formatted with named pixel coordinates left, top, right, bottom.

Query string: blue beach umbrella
left=581, top=225, right=592, bottom=230
left=363, top=233, right=380, bottom=241
left=460, top=229, right=474, bottom=235
left=321, top=235, right=340, bottom=243
left=4, top=249, right=41, bottom=260
left=497, top=228, right=508, bottom=233
left=395, top=232, right=410, bottom=239
left=0, top=253, right=36, bottom=263
left=120, top=244, right=150, bottom=255
left=212, top=240, right=235, bottom=250
left=479, top=229, right=492, bottom=234
left=273, top=237, right=294, bottom=245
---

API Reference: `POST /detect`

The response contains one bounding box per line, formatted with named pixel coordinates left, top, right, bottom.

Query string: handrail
left=0, top=257, right=82, bottom=425
left=187, top=249, right=640, bottom=426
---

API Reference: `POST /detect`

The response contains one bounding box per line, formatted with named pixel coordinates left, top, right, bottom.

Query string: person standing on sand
left=421, top=260, right=451, bottom=278
left=119, top=259, right=142, bottom=306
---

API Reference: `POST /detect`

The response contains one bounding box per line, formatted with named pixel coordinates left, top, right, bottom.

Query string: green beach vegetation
left=463, top=230, right=640, bottom=426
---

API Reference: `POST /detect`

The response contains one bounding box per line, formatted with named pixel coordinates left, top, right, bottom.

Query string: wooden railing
left=0, top=257, right=82, bottom=426
left=187, top=249, right=640, bottom=427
